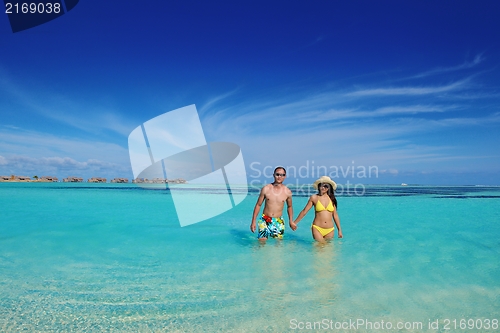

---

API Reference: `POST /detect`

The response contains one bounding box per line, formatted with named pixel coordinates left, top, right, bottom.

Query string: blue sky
left=1, top=1, right=499, bottom=185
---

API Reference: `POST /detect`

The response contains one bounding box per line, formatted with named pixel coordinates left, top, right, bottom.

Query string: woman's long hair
left=317, top=183, right=338, bottom=209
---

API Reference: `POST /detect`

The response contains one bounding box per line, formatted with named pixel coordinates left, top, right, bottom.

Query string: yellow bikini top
left=315, top=198, right=335, bottom=212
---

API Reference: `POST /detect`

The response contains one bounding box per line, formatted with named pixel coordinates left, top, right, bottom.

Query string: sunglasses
left=274, top=173, right=286, bottom=177
left=320, top=184, right=330, bottom=189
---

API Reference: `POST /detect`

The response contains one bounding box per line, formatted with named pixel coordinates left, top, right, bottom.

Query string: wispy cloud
left=410, top=54, right=485, bottom=79
left=0, top=73, right=136, bottom=137
left=2, top=125, right=21, bottom=130
left=201, top=78, right=471, bottom=134
left=199, top=68, right=499, bottom=177
left=371, top=105, right=455, bottom=115
left=289, top=104, right=456, bottom=124
left=304, top=35, right=325, bottom=48
left=201, top=82, right=465, bottom=135
left=0, top=155, right=129, bottom=178
left=0, top=127, right=130, bottom=166
left=0, top=155, right=119, bottom=170
left=199, top=88, right=240, bottom=115
left=427, top=112, right=500, bottom=127
left=346, top=78, right=470, bottom=97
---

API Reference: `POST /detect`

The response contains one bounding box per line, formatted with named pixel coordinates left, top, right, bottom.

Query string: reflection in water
left=312, top=241, right=339, bottom=309
left=249, top=236, right=342, bottom=325
left=251, top=240, right=287, bottom=306
left=248, top=238, right=309, bottom=331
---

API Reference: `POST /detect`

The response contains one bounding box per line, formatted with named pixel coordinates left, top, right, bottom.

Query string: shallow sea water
left=0, top=183, right=499, bottom=332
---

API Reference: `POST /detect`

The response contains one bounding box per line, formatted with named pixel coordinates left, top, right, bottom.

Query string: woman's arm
left=333, top=209, right=342, bottom=238
left=290, top=196, right=314, bottom=230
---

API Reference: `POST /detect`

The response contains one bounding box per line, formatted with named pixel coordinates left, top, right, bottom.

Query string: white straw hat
left=312, top=176, right=337, bottom=191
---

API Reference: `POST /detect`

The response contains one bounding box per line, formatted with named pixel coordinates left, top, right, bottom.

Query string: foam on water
left=0, top=183, right=499, bottom=332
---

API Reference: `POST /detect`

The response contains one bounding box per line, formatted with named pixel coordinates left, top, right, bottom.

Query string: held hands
left=289, top=221, right=297, bottom=231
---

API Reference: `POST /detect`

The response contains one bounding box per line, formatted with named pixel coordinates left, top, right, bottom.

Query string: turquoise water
left=0, top=183, right=499, bottom=332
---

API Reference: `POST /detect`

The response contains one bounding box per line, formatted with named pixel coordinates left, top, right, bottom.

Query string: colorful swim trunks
left=257, top=214, right=285, bottom=239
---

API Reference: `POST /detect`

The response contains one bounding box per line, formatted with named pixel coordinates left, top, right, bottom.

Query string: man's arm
left=250, top=188, right=266, bottom=232
left=286, top=193, right=294, bottom=230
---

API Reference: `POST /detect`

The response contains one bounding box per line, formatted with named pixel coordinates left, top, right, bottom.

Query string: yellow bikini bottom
left=312, top=224, right=334, bottom=237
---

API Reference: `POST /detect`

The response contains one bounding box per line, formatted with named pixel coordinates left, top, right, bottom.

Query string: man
left=250, top=166, right=293, bottom=240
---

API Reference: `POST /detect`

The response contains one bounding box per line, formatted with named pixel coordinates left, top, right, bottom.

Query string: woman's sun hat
left=312, top=176, right=337, bottom=191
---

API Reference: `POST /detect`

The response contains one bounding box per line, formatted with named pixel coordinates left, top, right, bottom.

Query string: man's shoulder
left=260, top=183, right=273, bottom=195
left=261, top=183, right=273, bottom=191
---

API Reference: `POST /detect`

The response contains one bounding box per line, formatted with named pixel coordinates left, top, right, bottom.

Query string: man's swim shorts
left=257, top=214, right=285, bottom=239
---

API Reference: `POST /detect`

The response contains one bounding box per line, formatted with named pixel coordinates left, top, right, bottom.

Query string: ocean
left=0, top=183, right=499, bottom=332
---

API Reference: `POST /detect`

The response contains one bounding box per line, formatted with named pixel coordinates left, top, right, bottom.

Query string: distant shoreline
left=0, top=179, right=55, bottom=183
left=0, top=175, right=187, bottom=184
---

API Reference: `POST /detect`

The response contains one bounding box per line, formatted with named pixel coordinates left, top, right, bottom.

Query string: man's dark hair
left=274, top=166, right=286, bottom=175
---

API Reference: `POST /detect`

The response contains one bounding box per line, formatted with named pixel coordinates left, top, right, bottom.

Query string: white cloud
left=199, top=88, right=240, bottom=115
left=198, top=76, right=499, bottom=178
left=0, top=128, right=128, bottom=160
left=0, top=128, right=132, bottom=178
left=379, top=169, right=399, bottom=175
left=0, top=73, right=136, bottom=137
left=372, top=105, right=454, bottom=115
left=16, top=155, right=118, bottom=168
left=428, top=112, right=500, bottom=127
left=345, top=79, right=469, bottom=97
left=410, top=54, right=485, bottom=79
left=0, top=155, right=130, bottom=178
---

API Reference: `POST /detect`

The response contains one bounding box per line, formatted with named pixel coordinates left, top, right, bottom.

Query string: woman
left=291, top=176, right=343, bottom=241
